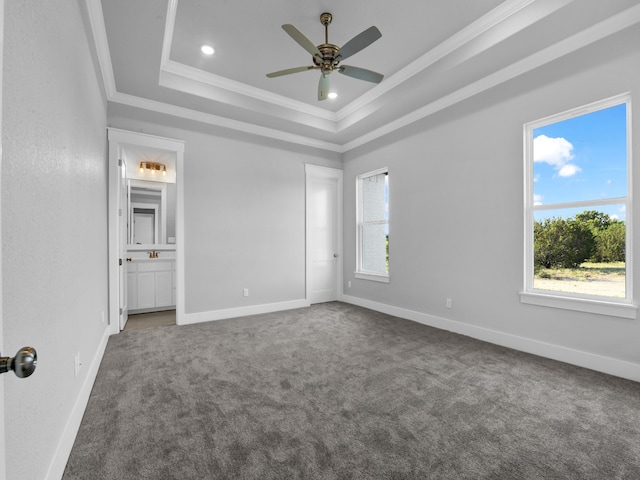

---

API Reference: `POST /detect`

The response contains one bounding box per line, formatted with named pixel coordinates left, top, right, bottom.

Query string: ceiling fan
left=266, top=13, right=384, bottom=101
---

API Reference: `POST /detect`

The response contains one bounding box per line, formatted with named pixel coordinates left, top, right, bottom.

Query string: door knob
left=333, top=253, right=339, bottom=258
left=0, top=347, right=37, bottom=378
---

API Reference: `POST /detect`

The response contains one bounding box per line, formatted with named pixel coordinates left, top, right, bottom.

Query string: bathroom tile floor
left=123, top=310, right=176, bottom=331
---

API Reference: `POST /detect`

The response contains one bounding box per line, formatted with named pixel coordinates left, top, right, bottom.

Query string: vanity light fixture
left=328, top=92, right=338, bottom=100
left=138, top=162, right=168, bottom=176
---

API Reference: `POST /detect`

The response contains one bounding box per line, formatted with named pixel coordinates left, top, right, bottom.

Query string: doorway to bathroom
left=108, top=128, right=185, bottom=334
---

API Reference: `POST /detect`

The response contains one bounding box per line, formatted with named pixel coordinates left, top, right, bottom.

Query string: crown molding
left=85, top=0, right=640, bottom=154
left=161, top=60, right=338, bottom=122
left=85, top=0, right=116, bottom=97
left=160, top=0, right=544, bottom=128
left=160, top=0, right=336, bottom=122
left=160, top=0, right=178, bottom=68
left=342, top=3, right=640, bottom=152
left=335, top=0, right=541, bottom=122
left=159, top=0, right=571, bottom=134
left=162, top=0, right=333, bottom=121
left=109, top=92, right=344, bottom=153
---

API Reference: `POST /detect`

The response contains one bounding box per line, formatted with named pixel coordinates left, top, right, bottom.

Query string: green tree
left=576, top=210, right=612, bottom=231
left=534, top=217, right=596, bottom=268
left=574, top=210, right=625, bottom=262
left=596, top=220, right=626, bottom=262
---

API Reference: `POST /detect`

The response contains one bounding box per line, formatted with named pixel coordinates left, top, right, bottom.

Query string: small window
left=356, top=168, right=389, bottom=283
left=521, top=94, right=636, bottom=318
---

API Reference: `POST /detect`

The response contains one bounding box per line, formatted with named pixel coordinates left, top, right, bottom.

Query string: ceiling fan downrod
left=316, top=12, right=339, bottom=75
left=320, top=12, right=332, bottom=43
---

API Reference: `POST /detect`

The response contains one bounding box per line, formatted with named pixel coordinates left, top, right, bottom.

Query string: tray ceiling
left=87, top=0, right=640, bottom=152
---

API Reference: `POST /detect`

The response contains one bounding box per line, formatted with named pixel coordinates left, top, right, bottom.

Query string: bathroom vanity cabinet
left=127, top=259, right=176, bottom=312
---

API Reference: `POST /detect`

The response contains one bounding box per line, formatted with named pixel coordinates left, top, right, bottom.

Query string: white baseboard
left=46, top=325, right=111, bottom=480
left=180, top=299, right=310, bottom=326
left=341, top=295, right=640, bottom=383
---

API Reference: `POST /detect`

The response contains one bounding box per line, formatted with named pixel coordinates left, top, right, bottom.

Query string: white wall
left=2, top=1, right=109, bottom=478
left=108, top=106, right=342, bottom=319
left=342, top=26, right=640, bottom=378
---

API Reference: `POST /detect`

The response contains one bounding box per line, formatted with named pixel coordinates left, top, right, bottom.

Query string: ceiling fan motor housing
left=313, top=44, right=339, bottom=74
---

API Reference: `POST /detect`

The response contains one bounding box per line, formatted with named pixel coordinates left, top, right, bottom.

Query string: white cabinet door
left=155, top=271, right=173, bottom=307
left=127, top=271, right=138, bottom=310
left=137, top=272, right=156, bottom=309
left=129, top=260, right=175, bottom=312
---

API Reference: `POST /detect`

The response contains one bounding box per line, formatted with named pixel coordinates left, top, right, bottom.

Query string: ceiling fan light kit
left=266, top=12, right=384, bottom=101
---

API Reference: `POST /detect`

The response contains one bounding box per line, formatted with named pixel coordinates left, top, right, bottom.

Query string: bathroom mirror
left=127, top=179, right=176, bottom=248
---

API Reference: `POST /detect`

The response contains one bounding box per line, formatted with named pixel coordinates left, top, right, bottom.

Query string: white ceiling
left=89, top=0, right=640, bottom=152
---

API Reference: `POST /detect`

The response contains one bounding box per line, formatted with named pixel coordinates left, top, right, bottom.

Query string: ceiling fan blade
left=337, top=26, right=381, bottom=61
left=266, top=66, right=315, bottom=78
left=282, top=24, right=322, bottom=59
left=338, top=65, right=384, bottom=83
left=318, top=74, right=330, bottom=101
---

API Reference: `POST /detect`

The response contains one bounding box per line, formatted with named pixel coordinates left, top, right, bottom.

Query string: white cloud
left=533, top=194, right=543, bottom=206
left=611, top=214, right=619, bottom=220
left=534, top=135, right=573, bottom=165
left=533, top=134, right=581, bottom=177
left=558, top=164, right=581, bottom=177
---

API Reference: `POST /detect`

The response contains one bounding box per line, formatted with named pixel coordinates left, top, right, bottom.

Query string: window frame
left=520, top=93, right=636, bottom=319
left=355, top=167, right=390, bottom=283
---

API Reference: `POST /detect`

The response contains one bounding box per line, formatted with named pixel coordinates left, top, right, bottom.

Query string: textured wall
left=2, top=0, right=108, bottom=478
left=343, top=26, right=640, bottom=368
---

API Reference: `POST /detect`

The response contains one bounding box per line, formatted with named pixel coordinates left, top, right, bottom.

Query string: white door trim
left=305, top=164, right=343, bottom=303
left=107, top=128, right=184, bottom=334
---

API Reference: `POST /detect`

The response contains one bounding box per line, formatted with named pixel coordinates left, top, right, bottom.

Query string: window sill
left=519, top=291, right=637, bottom=319
left=355, top=271, right=390, bottom=283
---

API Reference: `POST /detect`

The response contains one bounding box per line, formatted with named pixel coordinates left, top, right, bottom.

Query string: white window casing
left=356, top=167, right=389, bottom=283
left=520, top=93, right=636, bottom=319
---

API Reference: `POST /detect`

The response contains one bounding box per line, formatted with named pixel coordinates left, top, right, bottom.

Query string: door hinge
left=119, top=258, right=123, bottom=266
left=118, top=159, right=123, bottom=167
left=118, top=208, right=123, bottom=217
left=119, top=308, right=123, bottom=315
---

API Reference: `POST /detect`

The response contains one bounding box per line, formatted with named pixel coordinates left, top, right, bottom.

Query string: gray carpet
left=63, top=302, right=640, bottom=479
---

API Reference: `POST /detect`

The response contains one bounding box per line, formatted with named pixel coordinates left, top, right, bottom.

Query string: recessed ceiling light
left=328, top=92, right=338, bottom=99
left=201, top=45, right=215, bottom=55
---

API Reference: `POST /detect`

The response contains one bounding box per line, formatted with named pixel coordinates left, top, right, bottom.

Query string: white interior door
left=306, top=165, right=343, bottom=304
left=118, top=156, right=129, bottom=330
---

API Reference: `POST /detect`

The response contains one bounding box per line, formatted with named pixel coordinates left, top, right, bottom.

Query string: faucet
left=147, top=250, right=159, bottom=259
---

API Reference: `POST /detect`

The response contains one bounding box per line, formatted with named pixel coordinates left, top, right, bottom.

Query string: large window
left=522, top=94, right=635, bottom=318
left=356, top=168, right=389, bottom=282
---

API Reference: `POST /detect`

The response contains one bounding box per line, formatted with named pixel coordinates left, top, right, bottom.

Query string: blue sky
left=533, top=102, right=627, bottom=221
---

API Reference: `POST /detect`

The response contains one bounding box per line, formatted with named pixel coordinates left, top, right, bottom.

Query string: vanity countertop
left=128, top=257, right=175, bottom=262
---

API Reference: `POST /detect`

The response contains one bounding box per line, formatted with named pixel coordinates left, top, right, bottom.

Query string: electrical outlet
left=243, top=288, right=249, bottom=297
left=101, top=311, right=105, bottom=323
left=348, top=281, right=352, bottom=288
left=446, top=298, right=453, bottom=309
left=74, top=352, right=82, bottom=377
